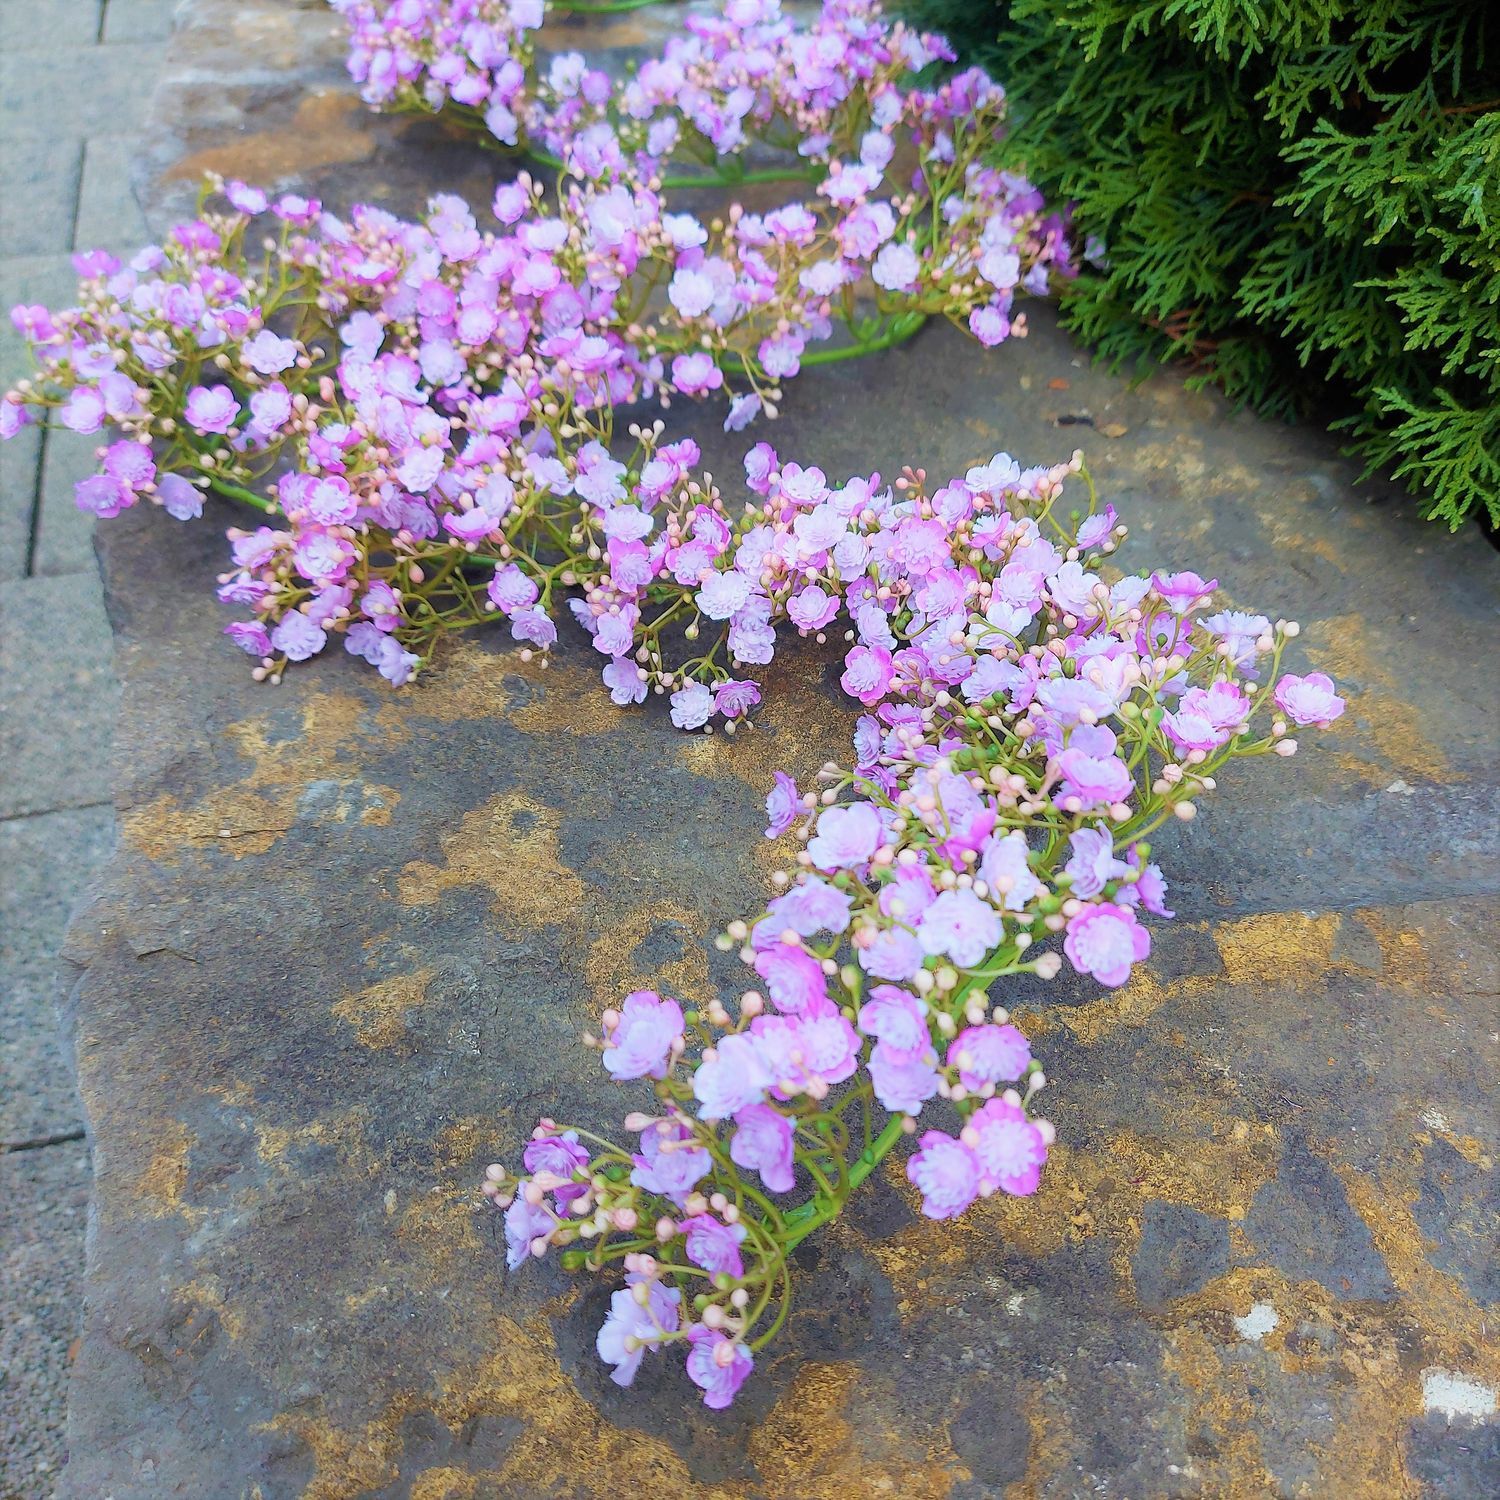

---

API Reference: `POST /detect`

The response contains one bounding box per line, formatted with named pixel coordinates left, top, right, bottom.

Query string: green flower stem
left=781, top=1110, right=907, bottom=1251
left=553, top=0, right=659, bottom=12
left=206, top=476, right=274, bottom=513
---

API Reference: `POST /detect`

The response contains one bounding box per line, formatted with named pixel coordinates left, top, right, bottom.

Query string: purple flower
left=102, top=440, right=154, bottom=489
left=631, top=1119, right=710, bottom=1205
left=696, top=569, right=752, bottom=621
left=668, top=268, right=715, bottom=318
left=1121, top=848, right=1174, bottom=919
left=968, top=304, right=1010, bottom=347
left=596, top=1280, right=680, bottom=1387
left=1064, top=902, right=1151, bottom=987
left=724, top=391, right=762, bottom=431
left=871, top=242, right=920, bottom=292
left=224, top=620, right=270, bottom=657
left=761, top=877, right=852, bottom=942
left=947, top=1024, right=1031, bottom=1091
left=805, top=801, right=882, bottom=871
left=603, top=991, right=684, bottom=1081
left=966, top=1097, right=1047, bottom=1197
left=1063, top=826, right=1130, bottom=899
left=1273, top=672, right=1345, bottom=727
left=714, top=679, right=760, bottom=719
left=670, top=681, right=716, bottom=730
left=857, top=985, right=929, bottom=1060
left=510, top=609, right=556, bottom=648
left=693, top=1033, right=771, bottom=1120
left=787, top=584, right=839, bottom=633
left=59, top=387, right=106, bottom=434
left=523, top=1130, right=591, bottom=1207
left=977, top=830, right=1040, bottom=910
left=867, top=1041, right=941, bottom=1115
left=764, top=771, right=801, bottom=838
left=243, top=330, right=298, bottom=374
left=602, top=659, right=647, bottom=706
left=671, top=352, right=724, bottom=397
left=184, top=385, right=240, bottom=435
left=73, top=474, right=132, bottom=518
left=908, top=1130, right=981, bottom=1219
left=503, top=1195, right=553, bottom=1271
left=841, top=644, right=894, bottom=706
left=683, top=1214, right=748, bottom=1278
left=858, top=926, right=925, bottom=981
left=685, top=1327, right=753, bottom=1409
left=753, top=943, right=828, bottom=1015
left=1055, top=747, right=1133, bottom=811
left=1152, top=570, right=1218, bottom=614
left=918, top=888, right=1000, bottom=968
left=270, top=610, right=327, bottom=662
left=730, top=1103, right=795, bottom=1193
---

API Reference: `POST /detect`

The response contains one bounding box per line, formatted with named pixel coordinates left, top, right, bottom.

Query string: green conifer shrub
left=905, top=0, right=1500, bottom=530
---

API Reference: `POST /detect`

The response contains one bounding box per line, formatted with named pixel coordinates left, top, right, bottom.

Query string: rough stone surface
left=51, top=3, right=1500, bottom=1497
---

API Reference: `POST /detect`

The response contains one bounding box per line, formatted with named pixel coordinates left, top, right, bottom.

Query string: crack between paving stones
left=2, top=1127, right=87, bottom=1154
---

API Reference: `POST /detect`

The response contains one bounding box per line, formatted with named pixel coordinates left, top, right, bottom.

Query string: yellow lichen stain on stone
left=123, top=694, right=391, bottom=861
left=255, top=1108, right=373, bottom=1181
left=407, top=1470, right=476, bottom=1500
left=177, top=1275, right=248, bottom=1342
left=749, top=1361, right=964, bottom=1499
left=263, top=1409, right=400, bottom=1500
left=584, top=902, right=711, bottom=1011
left=136, top=1119, right=194, bottom=1218
left=396, top=1191, right=485, bottom=1261
left=165, top=91, right=377, bottom=185
left=1304, top=613, right=1455, bottom=783
left=396, top=791, right=586, bottom=928
left=332, top=967, right=435, bottom=1049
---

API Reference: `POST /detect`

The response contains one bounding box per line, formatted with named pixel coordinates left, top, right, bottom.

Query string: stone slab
left=0, top=134, right=84, bottom=258
left=0, top=572, right=120, bottom=818
left=55, top=3, right=1500, bottom=1497
left=0, top=1139, right=92, bottom=1500
left=0, top=42, right=160, bottom=142
left=0, top=0, right=103, bottom=52
left=1, top=804, right=117, bottom=1142
left=102, top=0, right=179, bottom=44
left=75, top=134, right=151, bottom=256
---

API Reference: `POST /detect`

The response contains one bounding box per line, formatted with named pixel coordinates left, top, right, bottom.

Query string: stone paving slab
left=1, top=804, right=116, bottom=1143
left=0, top=572, right=121, bottom=818
left=50, top=3, right=1500, bottom=1497
left=0, top=1140, right=92, bottom=1498
left=0, top=135, right=84, bottom=258
left=0, top=0, right=103, bottom=52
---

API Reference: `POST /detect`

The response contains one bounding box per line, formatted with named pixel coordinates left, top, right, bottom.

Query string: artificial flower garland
left=0, top=0, right=1346, bottom=1414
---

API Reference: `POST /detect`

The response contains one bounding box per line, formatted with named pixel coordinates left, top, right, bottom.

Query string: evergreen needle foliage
left=905, top=0, right=1500, bottom=530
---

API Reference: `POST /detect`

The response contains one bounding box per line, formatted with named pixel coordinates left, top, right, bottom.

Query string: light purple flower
left=602, top=991, right=685, bottom=1081
left=1055, top=747, right=1133, bottom=811
left=184, top=385, right=240, bottom=435
left=668, top=268, right=715, bottom=318
left=503, top=1194, right=553, bottom=1270
left=947, top=1024, right=1031, bottom=1091
left=966, top=1097, right=1047, bottom=1196
left=730, top=1103, right=795, bottom=1193
left=918, top=888, right=1000, bottom=968
left=1273, top=672, right=1345, bottom=727
left=243, top=330, right=298, bottom=374
left=697, top=569, right=752, bottom=621
left=1064, top=901, right=1151, bottom=987
left=867, top=1041, right=941, bottom=1115
left=805, top=801, right=882, bottom=871
left=871, top=241, right=920, bottom=292
left=685, top=1326, right=753, bottom=1409
left=753, top=943, right=828, bottom=1015
left=670, top=681, right=716, bottom=730
left=671, top=352, right=723, bottom=397
left=683, top=1214, right=747, bottom=1278
left=857, top=985, right=929, bottom=1060
left=522, top=1130, right=591, bottom=1206
left=907, top=1130, right=981, bottom=1219
left=693, top=1033, right=771, bottom=1120
left=270, top=611, right=327, bottom=662
left=841, top=644, right=894, bottom=706
left=631, top=1119, right=710, bottom=1205
left=977, top=830, right=1040, bottom=910
left=764, top=771, right=800, bottom=838
left=596, top=1280, right=680, bottom=1386
left=1063, top=826, right=1130, bottom=898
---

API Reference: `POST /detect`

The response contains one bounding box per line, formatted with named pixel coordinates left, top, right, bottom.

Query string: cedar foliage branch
left=901, top=0, right=1500, bottom=530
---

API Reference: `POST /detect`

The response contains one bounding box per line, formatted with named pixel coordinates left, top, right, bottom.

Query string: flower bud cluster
left=487, top=456, right=1346, bottom=1407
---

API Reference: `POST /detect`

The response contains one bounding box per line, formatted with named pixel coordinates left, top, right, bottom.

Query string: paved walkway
left=0, top=2, right=175, bottom=1492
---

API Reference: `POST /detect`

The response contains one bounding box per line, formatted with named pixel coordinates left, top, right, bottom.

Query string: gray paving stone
left=74, top=135, right=150, bottom=254
left=0, top=804, right=116, bottom=1143
left=0, top=0, right=103, bottom=51
left=0, top=1139, right=91, bottom=1499
left=0, top=43, right=159, bottom=141
left=0, top=421, right=40, bottom=582
left=102, top=0, right=179, bottom=43
left=33, top=432, right=100, bottom=578
left=0, top=571, right=118, bottom=819
left=0, top=135, right=84, bottom=258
